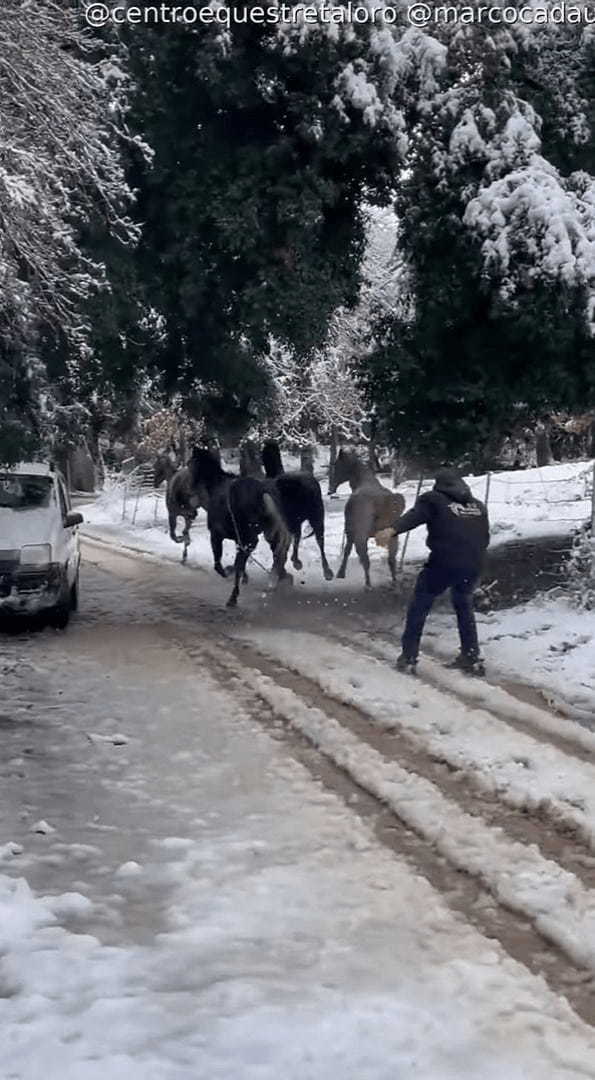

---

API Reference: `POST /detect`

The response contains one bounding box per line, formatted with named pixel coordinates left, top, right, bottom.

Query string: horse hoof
left=324, top=568, right=334, bottom=581
left=292, top=559, right=303, bottom=571
left=336, top=569, right=346, bottom=580
left=226, top=596, right=238, bottom=608
left=242, top=573, right=249, bottom=584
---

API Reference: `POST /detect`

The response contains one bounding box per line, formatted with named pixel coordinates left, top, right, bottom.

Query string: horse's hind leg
left=227, top=548, right=249, bottom=608
left=291, top=525, right=303, bottom=571
left=336, top=535, right=353, bottom=579
left=355, top=538, right=372, bottom=589
left=169, top=509, right=181, bottom=543
left=181, top=517, right=191, bottom=564
left=311, top=520, right=333, bottom=581
left=387, top=535, right=399, bottom=585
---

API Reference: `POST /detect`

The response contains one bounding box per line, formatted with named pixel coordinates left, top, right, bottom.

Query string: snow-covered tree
left=359, top=19, right=595, bottom=466
left=0, top=0, right=140, bottom=463
left=124, top=13, right=406, bottom=419
left=261, top=336, right=370, bottom=449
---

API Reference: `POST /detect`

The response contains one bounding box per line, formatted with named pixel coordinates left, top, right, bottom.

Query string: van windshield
left=0, top=474, right=54, bottom=510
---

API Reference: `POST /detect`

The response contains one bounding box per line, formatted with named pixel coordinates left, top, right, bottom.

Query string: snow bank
left=424, top=596, right=595, bottom=722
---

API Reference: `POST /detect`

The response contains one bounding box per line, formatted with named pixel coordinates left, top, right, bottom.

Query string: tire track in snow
left=236, top=629, right=595, bottom=866
left=184, top=639, right=595, bottom=1028
left=353, top=630, right=595, bottom=759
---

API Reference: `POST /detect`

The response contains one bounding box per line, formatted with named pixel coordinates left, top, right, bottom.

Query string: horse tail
left=339, top=524, right=347, bottom=557
left=391, top=491, right=406, bottom=521
left=262, top=492, right=291, bottom=551
left=304, top=477, right=325, bottom=539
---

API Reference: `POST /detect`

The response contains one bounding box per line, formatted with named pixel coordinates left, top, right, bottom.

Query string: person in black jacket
left=388, top=468, right=490, bottom=675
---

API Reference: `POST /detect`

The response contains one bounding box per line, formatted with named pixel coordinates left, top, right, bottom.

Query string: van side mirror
left=65, top=511, right=83, bottom=528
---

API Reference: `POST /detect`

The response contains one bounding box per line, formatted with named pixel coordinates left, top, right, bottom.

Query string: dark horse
left=190, top=448, right=292, bottom=607
left=261, top=441, right=334, bottom=581
left=329, top=448, right=405, bottom=588
left=154, top=452, right=208, bottom=564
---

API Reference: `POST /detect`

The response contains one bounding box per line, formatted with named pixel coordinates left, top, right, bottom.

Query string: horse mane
left=190, top=447, right=232, bottom=489
left=262, top=440, right=284, bottom=479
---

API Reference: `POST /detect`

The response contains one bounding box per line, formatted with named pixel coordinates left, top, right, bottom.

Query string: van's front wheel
left=48, top=579, right=73, bottom=630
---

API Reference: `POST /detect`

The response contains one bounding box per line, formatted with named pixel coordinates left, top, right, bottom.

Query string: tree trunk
left=300, top=444, right=315, bottom=474
left=392, top=455, right=409, bottom=487
left=87, top=430, right=105, bottom=487
left=367, top=443, right=380, bottom=472
left=68, top=442, right=95, bottom=492
left=178, top=429, right=187, bottom=464
left=535, top=424, right=554, bottom=467
left=328, top=427, right=338, bottom=491
left=240, top=440, right=264, bottom=477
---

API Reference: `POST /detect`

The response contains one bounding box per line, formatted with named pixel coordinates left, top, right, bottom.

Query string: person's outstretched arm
left=392, top=496, right=431, bottom=535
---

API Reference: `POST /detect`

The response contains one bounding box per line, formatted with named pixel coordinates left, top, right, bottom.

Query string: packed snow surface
left=3, top=568, right=595, bottom=1077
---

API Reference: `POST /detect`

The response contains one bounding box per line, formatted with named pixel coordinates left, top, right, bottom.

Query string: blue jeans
left=401, top=563, right=480, bottom=662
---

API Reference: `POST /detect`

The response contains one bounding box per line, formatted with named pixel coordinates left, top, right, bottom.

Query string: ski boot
left=396, top=653, right=417, bottom=676
left=446, top=653, right=486, bottom=677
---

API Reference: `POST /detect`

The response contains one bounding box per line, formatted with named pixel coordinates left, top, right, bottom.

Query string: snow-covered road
left=3, top=543, right=595, bottom=1077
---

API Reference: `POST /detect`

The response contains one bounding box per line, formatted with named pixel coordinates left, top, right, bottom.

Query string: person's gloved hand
left=375, top=527, right=395, bottom=548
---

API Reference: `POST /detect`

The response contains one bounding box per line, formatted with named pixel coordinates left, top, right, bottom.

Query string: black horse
left=261, top=441, right=334, bottom=582
left=190, top=448, right=292, bottom=607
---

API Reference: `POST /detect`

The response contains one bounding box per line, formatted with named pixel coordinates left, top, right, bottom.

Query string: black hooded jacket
left=393, top=470, right=490, bottom=572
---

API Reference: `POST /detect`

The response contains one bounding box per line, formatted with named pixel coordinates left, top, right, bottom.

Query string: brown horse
left=154, top=452, right=208, bottom=564
left=329, top=448, right=405, bottom=588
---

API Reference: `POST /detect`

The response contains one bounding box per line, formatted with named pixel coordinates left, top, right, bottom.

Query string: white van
left=0, top=463, right=83, bottom=627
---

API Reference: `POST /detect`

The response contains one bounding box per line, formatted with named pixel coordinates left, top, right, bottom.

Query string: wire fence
left=119, top=463, right=166, bottom=527
left=398, top=461, right=594, bottom=569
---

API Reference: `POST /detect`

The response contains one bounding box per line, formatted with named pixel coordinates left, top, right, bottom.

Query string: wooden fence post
left=484, top=471, right=491, bottom=506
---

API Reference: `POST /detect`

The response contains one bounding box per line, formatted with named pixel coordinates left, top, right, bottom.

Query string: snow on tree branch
left=259, top=204, right=402, bottom=446
left=0, top=1, right=142, bottom=349
left=261, top=336, right=370, bottom=445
